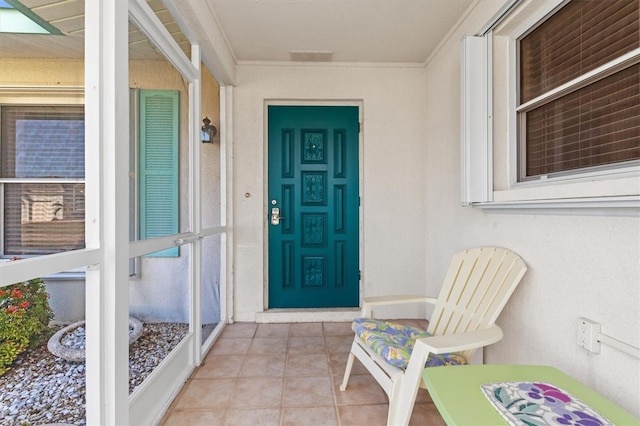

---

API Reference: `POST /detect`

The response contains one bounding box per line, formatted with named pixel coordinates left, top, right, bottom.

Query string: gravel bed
left=0, top=322, right=189, bottom=426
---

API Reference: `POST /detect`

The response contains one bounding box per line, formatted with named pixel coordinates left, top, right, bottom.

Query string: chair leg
left=339, top=351, right=356, bottom=391
left=387, top=341, right=432, bottom=426
left=387, top=379, right=420, bottom=426
left=386, top=375, right=405, bottom=425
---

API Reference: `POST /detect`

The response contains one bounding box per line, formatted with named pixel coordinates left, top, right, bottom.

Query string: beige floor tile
left=174, top=378, right=236, bottom=410
left=322, top=322, right=353, bottom=336
left=160, top=322, right=447, bottom=426
left=290, top=322, right=324, bottom=336
left=332, top=374, right=388, bottom=406
left=409, top=402, right=447, bottom=426
left=327, top=352, right=368, bottom=376
left=337, top=404, right=389, bottom=426
left=282, top=406, right=338, bottom=426
left=229, top=377, right=284, bottom=409
left=288, top=336, right=326, bottom=354
left=416, top=387, right=433, bottom=404
left=195, top=354, right=245, bottom=378
left=223, top=408, right=281, bottom=426
left=163, top=409, right=225, bottom=426
left=324, top=335, right=353, bottom=354
left=255, top=323, right=290, bottom=337
left=337, top=400, right=442, bottom=426
left=221, top=322, right=257, bottom=338
left=247, top=337, right=288, bottom=355
left=282, top=376, right=335, bottom=408
left=285, top=353, right=329, bottom=376
left=164, top=378, right=191, bottom=413
left=240, top=354, right=286, bottom=377
left=210, top=337, right=253, bottom=355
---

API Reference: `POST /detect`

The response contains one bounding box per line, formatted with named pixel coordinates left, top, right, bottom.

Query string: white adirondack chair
left=340, top=247, right=528, bottom=425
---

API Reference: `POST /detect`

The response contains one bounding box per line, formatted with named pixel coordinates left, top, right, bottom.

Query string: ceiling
left=0, top=0, right=190, bottom=60
left=203, top=0, right=474, bottom=64
left=0, top=0, right=476, bottom=65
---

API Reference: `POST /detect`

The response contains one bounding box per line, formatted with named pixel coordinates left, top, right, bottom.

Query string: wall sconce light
left=201, top=117, right=217, bottom=143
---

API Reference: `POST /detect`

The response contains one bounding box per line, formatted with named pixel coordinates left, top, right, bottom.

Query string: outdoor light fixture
left=201, top=117, right=217, bottom=143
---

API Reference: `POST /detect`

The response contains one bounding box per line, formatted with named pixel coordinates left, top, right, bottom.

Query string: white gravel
left=0, top=323, right=189, bottom=426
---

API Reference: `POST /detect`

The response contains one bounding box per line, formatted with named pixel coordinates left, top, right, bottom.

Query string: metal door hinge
left=358, top=122, right=361, bottom=133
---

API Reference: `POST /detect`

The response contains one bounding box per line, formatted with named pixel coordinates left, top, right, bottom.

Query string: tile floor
left=161, top=321, right=446, bottom=426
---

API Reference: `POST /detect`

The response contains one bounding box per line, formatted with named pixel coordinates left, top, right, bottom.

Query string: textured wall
left=231, top=64, right=429, bottom=321
left=422, top=0, right=640, bottom=417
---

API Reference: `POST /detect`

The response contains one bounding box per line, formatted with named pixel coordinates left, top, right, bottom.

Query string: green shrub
left=0, top=277, right=54, bottom=375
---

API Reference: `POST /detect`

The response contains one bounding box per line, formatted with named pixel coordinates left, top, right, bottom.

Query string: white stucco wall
left=423, top=0, right=640, bottom=417
left=231, top=64, right=429, bottom=321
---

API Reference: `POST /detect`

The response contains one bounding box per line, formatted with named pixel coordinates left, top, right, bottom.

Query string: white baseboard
left=254, top=309, right=359, bottom=323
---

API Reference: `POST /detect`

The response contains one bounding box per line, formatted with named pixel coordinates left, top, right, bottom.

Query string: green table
left=422, top=364, right=639, bottom=425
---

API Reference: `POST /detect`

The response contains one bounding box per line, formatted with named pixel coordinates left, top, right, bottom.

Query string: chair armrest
left=361, top=295, right=437, bottom=317
left=414, top=325, right=504, bottom=355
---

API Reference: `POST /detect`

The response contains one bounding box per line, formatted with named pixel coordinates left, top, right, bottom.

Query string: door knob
left=271, top=207, right=285, bottom=225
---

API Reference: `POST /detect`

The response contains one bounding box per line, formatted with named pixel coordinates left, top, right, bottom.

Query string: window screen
left=1, top=106, right=85, bottom=255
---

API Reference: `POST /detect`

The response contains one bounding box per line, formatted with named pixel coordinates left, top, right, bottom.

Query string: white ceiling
left=0, top=0, right=476, bottom=65
left=205, top=0, right=475, bottom=64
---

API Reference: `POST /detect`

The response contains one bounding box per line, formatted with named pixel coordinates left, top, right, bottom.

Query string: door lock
left=271, top=207, right=285, bottom=225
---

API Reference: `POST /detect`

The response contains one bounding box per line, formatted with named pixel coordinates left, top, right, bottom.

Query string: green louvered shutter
left=139, top=90, right=179, bottom=257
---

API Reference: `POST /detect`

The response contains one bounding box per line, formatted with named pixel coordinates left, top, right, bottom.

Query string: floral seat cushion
left=352, top=318, right=467, bottom=369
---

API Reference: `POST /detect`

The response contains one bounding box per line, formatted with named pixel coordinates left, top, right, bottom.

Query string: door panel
left=268, top=106, right=359, bottom=308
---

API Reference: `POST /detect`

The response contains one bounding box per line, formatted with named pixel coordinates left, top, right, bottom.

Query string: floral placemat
left=480, top=381, right=613, bottom=426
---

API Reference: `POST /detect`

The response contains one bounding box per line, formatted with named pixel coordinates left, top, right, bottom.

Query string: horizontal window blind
left=1, top=106, right=85, bottom=255
left=1, top=106, right=85, bottom=178
left=3, top=183, right=86, bottom=255
left=521, top=0, right=639, bottom=103
left=525, top=64, right=640, bottom=177
left=519, top=0, right=640, bottom=180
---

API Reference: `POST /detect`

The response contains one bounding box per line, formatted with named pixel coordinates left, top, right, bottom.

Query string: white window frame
left=468, top=0, right=640, bottom=215
left=0, top=87, right=85, bottom=259
left=512, top=1, right=640, bottom=184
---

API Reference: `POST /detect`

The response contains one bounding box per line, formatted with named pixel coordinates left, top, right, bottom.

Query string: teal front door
left=268, top=106, right=360, bottom=308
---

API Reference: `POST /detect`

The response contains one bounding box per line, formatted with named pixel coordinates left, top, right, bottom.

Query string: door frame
left=263, top=100, right=364, bottom=312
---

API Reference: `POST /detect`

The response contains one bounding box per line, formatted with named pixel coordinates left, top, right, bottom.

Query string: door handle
left=271, top=207, right=285, bottom=225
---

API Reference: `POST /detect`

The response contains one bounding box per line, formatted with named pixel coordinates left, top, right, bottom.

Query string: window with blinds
left=517, top=0, right=640, bottom=180
left=0, top=106, right=85, bottom=255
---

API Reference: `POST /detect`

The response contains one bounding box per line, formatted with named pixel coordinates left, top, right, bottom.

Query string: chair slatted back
left=426, top=247, right=527, bottom=360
